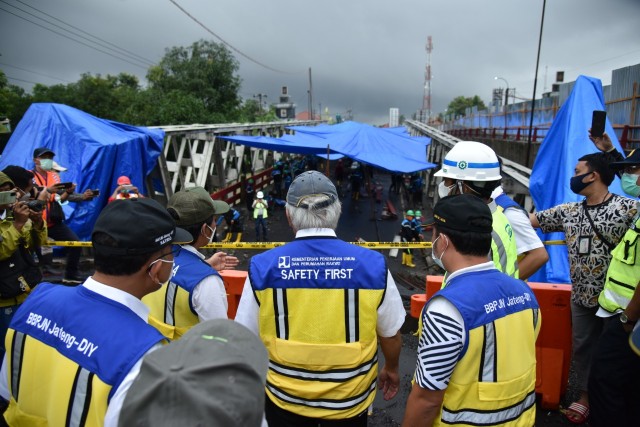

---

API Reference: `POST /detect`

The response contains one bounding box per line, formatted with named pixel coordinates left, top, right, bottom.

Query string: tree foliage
left=0, top=39, right=268, bottom=130
left=446, top=95, right=486, bottom=117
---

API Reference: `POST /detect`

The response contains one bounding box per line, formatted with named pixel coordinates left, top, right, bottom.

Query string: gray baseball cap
left=119, top=319, right=269, bottom=427
left=286, top=170, right=338, bottom=208
left=167, top=186, right=230, bottom=226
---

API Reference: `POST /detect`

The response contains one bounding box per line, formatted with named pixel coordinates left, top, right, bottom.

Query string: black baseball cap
left=426, top=194, right=492, bottom=233
left=33, top=147, right=55, bottom=158
left=610, top=148, right=640, bottom=171
left=92, top=198, right=191, bottom=255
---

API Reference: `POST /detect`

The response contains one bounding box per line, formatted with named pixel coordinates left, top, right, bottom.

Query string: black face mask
left=570, top=172, right=594, bottom=194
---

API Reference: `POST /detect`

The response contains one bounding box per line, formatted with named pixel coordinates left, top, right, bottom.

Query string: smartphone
left=591, top=110, right=607, bottom=137
left=58, top=182, right=74, bottom=189
left=0, top=191, right=17, bottom=205
left=91, top=189, right=100, bottom=196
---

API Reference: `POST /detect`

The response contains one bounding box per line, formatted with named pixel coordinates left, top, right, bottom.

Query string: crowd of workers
left=0, top=128, right=638, bottom=426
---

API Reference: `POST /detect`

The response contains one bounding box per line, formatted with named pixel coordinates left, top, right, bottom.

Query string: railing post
left=503, top=126, right=508, bottom=140
left=621, top=125, right=629, bottom=151
left=533, top=128, right=538, bottom=142
left=516, top=128, right=521, bottom=141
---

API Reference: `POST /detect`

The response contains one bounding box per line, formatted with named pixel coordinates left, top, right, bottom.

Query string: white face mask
left=438, top=181, right=455, bottom=198
left=431, top=234, right=449, bottom=270
left=148, top=258, right=174, bottom=286
left=203, top=224, right=216, bottom=244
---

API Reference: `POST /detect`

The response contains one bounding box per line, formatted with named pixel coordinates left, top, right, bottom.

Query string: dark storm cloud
left=1, top=0, right=638, bottom=125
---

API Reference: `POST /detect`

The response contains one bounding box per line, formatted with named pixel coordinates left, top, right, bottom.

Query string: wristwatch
left=620, top=312, right=637, bottom=325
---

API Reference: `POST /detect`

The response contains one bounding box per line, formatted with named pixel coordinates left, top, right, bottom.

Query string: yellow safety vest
left=434, top=270, right=540, bottom=426
left=254, top=287, right=384, bottom=420
left=491, top=208, right=519, bottom=279
left=4, top=329, right=111, bottom=427
left=598, top=212, right=640, bottom=313
left=144, top=283, right=199, bottom=340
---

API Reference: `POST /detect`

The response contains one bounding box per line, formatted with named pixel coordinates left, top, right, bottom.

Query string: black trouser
left=588, top=316, right=640, bottom=427
left=265, top=397, right=367, bottom=427
left=47, top=222, right=81, bottom=277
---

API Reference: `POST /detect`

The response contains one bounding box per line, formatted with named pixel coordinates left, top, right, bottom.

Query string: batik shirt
left=535, top=194, right=637, bottom=307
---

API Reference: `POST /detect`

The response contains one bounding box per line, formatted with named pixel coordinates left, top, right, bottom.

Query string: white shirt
left=0, top=277, right=162, bottom=427
left=182, top=245, right=229, bottom=321
left=234, top=228, right=406, bottom=338
left=492, top=187, right=544, bottom=255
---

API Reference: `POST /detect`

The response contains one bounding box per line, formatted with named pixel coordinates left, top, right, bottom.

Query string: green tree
left=446, top=95, right=486, bottom=117
left=0, top=70, right=32, bottom=128
left=147, top=40, right=242, bottom=122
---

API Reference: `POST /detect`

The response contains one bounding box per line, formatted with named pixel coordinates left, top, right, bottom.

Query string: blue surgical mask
left=570, top=172, right=594, bottom=195
left=621, top=173, right=640, bottom=197
left=39, top=159, right=53, bottom=171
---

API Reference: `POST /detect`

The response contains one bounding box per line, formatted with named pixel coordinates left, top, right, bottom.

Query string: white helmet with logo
left=434, top=141, right=501, bottom=182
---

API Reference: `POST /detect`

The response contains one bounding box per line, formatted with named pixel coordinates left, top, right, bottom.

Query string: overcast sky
left=1, top=0, right=639, bottom=125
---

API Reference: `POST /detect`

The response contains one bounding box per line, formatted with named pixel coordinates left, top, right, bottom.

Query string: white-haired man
left=235, top=171, right=405, bottom=426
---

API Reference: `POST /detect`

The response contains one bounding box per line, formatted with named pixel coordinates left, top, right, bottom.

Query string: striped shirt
left=414, top=262, right=495, bottom=391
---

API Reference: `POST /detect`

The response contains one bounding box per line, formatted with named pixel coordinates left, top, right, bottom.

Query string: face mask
left=438, top=181, right=455, bottom=198
left=148, top=258, right=174, bottom=286
left=570, top=172, right=594, bottom=195
left=39, top=159, right=53, bottom=171
left=621, top=172, right=640, bottom=197
left=431, top=235, right=448, bottom=270
left=203, top=224, right=216, bottom=244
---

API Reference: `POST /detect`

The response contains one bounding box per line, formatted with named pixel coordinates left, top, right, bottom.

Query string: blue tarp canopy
left=0, top=103, right=165, bottom=240
left=220, top=121, right=434, bottom=173
left=529, top=75, right=626, bottom=284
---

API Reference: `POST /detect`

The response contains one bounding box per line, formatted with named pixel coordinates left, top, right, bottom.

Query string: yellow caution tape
left=44, top=240, right=567, bottom=249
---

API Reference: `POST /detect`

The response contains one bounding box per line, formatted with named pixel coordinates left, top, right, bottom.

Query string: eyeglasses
left=148, top=246, right=181, bottom=269
left=623, top=165, right=640, bottom=174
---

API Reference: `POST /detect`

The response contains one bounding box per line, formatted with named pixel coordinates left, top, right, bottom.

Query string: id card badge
left=578, top=235, right=591, bottom=255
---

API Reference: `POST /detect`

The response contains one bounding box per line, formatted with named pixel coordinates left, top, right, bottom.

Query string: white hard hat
left=257, top=191, right=264, bottom=199
left=351, top=161, right=360, bottom=169
left=433, top=141, right=501, bottom=182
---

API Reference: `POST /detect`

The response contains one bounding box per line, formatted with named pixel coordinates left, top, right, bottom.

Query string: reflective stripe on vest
left=274, top=288, right=289, bottom=339
left=268, top=353, right=377, bottom=382
left=441, top=390, right=536, bottom=425
left=164, top=281, right=179, bottom=325
left=479, top=322, right=497, bottom=382
left=10, top=331, right=25, bottom=401
left=491, top=209, right=519, bottom=278
left=266, top=377, right=377, bottom=411
left=598, top=215, right=640, bottom=313
left=67, top=367, right=94, bottom=427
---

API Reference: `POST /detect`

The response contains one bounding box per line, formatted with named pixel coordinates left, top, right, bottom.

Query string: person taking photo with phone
left=32, top=147, right=93, bottom=284
left=0, top=171, right=46, bottom=369
left=108, top=175, right=144, bottom=202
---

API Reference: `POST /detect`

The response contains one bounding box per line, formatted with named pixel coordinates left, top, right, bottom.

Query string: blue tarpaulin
left=529, top=75, right=626, bottom=284
left=221, top=121, right=434, bottom=173
left=0, top=103, right=165, bottom=240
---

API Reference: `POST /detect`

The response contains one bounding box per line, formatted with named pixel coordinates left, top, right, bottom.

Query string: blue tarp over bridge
left=0, top=103, right=165, bottom=240
left=220, top=121, right=435, bottom=173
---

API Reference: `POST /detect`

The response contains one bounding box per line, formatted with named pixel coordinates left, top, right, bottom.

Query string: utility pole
left=253, top=93, right=267, bottom=113
left=308, top=67, right=314, bottom=120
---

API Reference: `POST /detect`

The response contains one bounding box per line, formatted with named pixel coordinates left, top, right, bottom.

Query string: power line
left=12, top=0, right=156, bottom=66
left=0, top=4, right=149, bottom=70
left=168, top=0, right=304, bottom=75
left=0, top=62, right=71, bottom=84
left=6, top=75, right=39, bottom=85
